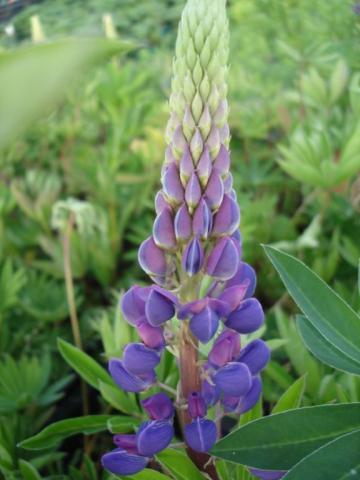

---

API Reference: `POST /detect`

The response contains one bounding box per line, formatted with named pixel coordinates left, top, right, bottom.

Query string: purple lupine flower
left=102, top=0, right=270, bottom=474
left=102, top=393, right=174, bottom=475
left=184, top=392, right=217, bottom=452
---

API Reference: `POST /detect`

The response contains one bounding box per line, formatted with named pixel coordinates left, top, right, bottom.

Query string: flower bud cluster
left=102, top=0, right=270, bottom=476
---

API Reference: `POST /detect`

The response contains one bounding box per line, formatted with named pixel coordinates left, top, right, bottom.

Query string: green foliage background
left=0, top=0, right=360, bottom=478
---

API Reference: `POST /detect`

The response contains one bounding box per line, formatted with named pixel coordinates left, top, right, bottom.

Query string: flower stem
left=62, top=214, right=90, bottom=454
left=179, top=321, right=219, bottom=480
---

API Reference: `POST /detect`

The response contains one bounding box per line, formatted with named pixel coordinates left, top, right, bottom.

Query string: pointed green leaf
left=19, top=460, right=42, bottom=480
left=19, top=415, right=114, bottom=450
left=264, top=246, right=360, bottom=364
left=156, top=448, right=205, bottom=480
left=58, top=338, right=112, bottom=389
left=211, top=403, right=360, bottom=470
left=99, top=381, right=140, bottom=415
left=272, top=375, right=306, bottom=414
left=0, top=38, right=133, bottom=149
left=283, top=429, right=360, bottom=479
left=297, top=316, right=360, bottom=375
left=112, top=470, right=171, bottom=479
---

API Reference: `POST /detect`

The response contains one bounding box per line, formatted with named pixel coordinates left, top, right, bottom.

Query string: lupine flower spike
left=102, top=0, right=270, bottom=476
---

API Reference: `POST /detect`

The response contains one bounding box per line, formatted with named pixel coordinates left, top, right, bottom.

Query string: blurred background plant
left=0, top=0, right=359, bottom=478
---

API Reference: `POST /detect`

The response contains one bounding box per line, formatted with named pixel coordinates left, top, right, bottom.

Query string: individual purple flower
left=101, top=448, right=149, bottom=476
left=223, top=376, right=262, bottom=414
left=182, top=237, right=204, bottom=276
left=136, top=321, right=165, bottom=349
left=122, top=343, right=161, bottom=375
left=184, top=417, right=217, bottom=453
left=137, top=420, right=174, bottom=457
left=109, top=358, right=155, bottom=393
left=208, top=329, right=241, bottom=367
left=236, top=339, right=271, bottom=375
left=145, top=286, right=177, bottom=327
left=213, top=362, right=252, bottom=397
left=188, top=392, right=207, bottom=419
left=141, top=392, right=174, bottom=420
left=206, top=236, right=240, bottom=280
left=138, top=236, right=167, bottom=278
left=226, top=298, right=265, bottom=333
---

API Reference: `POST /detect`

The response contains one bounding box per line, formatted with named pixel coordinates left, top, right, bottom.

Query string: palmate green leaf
left=211, top=403, right=360, bottom=470
left=264, top=246, right=360, bottom=365
left=297, top=316, right=360, bottom=375
left=57, top=338, right=112, bottom=390
left=156, top=449, right=205, bottom=480
left=272, top=375, right=306, bottom=414
left=19, top=459, right=42, bottom=480
left=0, top=37, right=133, bottom=149
left=19, top=415, right=114, bottom=450
left=283, top=429, right=360, bottom=479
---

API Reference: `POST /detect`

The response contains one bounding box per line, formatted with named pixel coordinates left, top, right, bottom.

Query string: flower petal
left=182, top=237, right=204, bottom=276
left=138, top=236, right=167, bottom=277
left=212, top=194, right=240, bottom=236
left=123, top=343, right=160, bottom=375
left=189, top=306, right=219, bottom=343
left=214, top=362, right=252, bottom=397
left=137, top=420, right=174, bottom=457
left=145, top=287, right=176, bottom=327
left=201, top=379, right=220, bottom=407
left=206, top=237, right=239, bottom=280
left=193, top=198, right=213, bottom=239
left=208, top=329, right=240, bottom=367
left=137, top=321, right=165, bottom=349
left=236, top=339, right=270, bottom=375
left=184, top=418, right=217, bottom=453
left=226, top=261, right=256, bottom=298
left=109, top=359, right=155, bottom=393
left=141, top=393, right=174, bottom=420
left=205, top=169, right=224, bottom=210
left=121, top=286, right=149, bottom=326
left=185, top=172, right=202, bottom=208
left=174, top=203, right=192, bottom=241
left=226, top=298, right=264, bottom=333
left=101, top=448, right=148, bottom=476
left=162, top=163, right=184, bottom=205
left=153, top=207, right=177, bottom=250
left=188, top=392, right=207, bottom=419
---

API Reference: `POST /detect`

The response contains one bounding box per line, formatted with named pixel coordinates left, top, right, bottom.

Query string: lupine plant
left=101, top=0, right=271, bottom=476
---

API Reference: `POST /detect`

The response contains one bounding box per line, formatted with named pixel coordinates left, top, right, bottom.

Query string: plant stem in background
left=62, top=213, right=90, bottom=452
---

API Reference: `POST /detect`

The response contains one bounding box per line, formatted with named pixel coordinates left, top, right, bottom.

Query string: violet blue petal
left=136, top=420, right=174, bottom=457
left=205, top=169, right=224, bottom=210
left=214, top=362, right=252, bottom=397
left=121, top=286, right=149, bottom=326
left=218, top=284, right=249, bottom=311
left=179, top=147, right=194, bottom=183
left=208, top=298, right=231, bottom=317
left=189, top=306, right=219, bottom=343
left=162, top=163, right=184, bottom=204
left=201, top=379, right=220, bottom=407
left=184, top=418, right=217, bottom=453
left=206, top=237, right=239, bottom=280
left=113, top=434, right=138, bottom=454
left=172, top=125, right=187, bottom=153
left=237, top=339, right=270, bottom=375
left=226, top=261, right=256, bottom=298
left=142, top=392, right=174, bottom=420
left=137, top=321, right=165, bottom=349
left=155, top=191, right=169, bottom=214
left=213, top=144, right=230, bottom=176
left=185, top=172, right=202, bottom=208
left=145, top=287, right=176, bottom=327
left=193, top=198, right=213, bottom=239
left=188, top=392, right=207, bottom=419
left=174, top=203, right=192, bottom=241
left=182, top=237, right=204, bottom=276
left=212, top=194, right=240, bottom=236
left=226, top=298, right=264, bottom=334
left=153, top=208, right=176, bottom=250
left=101, top=448, right=148, bottom=476
left=109, top=359, right=155, bottom=393
left=250, top=468, right=287, bottom=480
left=237, top=376, right=262, bottom=413
left=138, top=236, right=167, bottom=277
left=222, top=376, right=262, bottom=414
left=197, top=147, right=212, bottom=185
left=123, top=343, right=160, bottom=375
left=208, top=329, right=241, bottom=367
left=223, top=172, right=233, bottom=193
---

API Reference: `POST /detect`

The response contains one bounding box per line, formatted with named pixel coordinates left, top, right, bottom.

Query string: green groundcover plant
left=0, top=0, right=360, bottom=479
